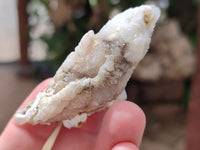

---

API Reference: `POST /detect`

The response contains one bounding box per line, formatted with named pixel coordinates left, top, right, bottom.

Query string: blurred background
left=0, top=0, right=199, bottom=149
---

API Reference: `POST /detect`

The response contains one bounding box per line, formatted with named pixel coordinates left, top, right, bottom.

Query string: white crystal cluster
left=15, top=5, right=160, bottom=128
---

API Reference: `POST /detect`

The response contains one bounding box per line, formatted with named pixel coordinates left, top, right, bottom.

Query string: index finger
left=0, top=78, right=59, bottom=150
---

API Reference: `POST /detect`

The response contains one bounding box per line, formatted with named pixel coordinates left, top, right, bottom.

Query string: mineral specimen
left=15, top=5, right=160, bottom=128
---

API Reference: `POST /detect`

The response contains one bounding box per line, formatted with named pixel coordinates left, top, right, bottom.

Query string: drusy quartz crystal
left=15, top=5, right=160, bottom=128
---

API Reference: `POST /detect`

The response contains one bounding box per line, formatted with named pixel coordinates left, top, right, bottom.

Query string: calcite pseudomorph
left=15, top=5, right=160, bottom=128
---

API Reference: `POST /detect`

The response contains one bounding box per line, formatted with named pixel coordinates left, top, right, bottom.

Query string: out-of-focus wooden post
left=17, top=0, right=29, bottom=65
left=186, top=2, right=200, bottom=150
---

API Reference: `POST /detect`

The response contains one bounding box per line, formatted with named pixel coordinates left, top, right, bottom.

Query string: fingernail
left=112, top=142, right=138, bottom=150
left=112, top=145, right=128, bottom=150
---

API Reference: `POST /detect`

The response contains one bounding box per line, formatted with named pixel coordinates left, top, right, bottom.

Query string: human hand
left=0, top=78, right=146, bottom=150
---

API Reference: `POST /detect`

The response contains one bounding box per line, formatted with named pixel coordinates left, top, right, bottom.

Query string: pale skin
left=0, top=78, right=146, bottom=150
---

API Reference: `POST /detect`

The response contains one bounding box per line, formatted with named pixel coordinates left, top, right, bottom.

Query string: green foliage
left=89, top=0, right=98, bottom=7
left=119, top=0, right=146, bottom=9
left=34, top=0, right=49, bottom=9
left=40, top=26, right=69, bottom=61
left=181, top=79, right=192, bottom=111
left=189, top=33, right=198, bottom=51
left=192, top=0, right=199, bottom=5
left=40, top=24, right=87, bottom=69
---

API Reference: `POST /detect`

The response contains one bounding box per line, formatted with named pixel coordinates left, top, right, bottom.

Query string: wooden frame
left=17, top=0, right=29, bottom=65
